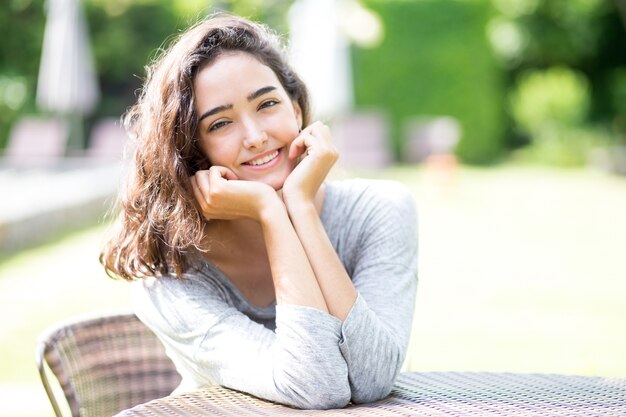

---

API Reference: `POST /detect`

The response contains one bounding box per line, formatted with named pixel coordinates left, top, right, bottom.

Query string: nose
left=242, top=117, right=268, bottom=150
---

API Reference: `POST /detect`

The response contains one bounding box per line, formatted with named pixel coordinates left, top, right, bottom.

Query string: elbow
left=275, top=368, right=351, bottom=410
left=295, top=386, right=351, bottom=410
left=351, top=383, right=393, bottom=404
left=350, top=350, right=403, bottom=404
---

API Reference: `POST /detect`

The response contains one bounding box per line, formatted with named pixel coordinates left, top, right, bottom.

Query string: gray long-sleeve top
left=132, top=178, right=418, bottom=409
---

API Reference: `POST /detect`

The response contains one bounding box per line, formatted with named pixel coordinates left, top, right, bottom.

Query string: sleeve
left=337, top=181, right=418, bottom=403
left=131, top=275, right=351, bottom=409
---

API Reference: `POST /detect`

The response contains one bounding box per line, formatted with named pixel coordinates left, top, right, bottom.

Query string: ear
left=292, top=100, right=303, bottom=130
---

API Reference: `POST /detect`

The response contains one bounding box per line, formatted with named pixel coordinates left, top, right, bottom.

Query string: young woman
left=101, top=14, right=418, bottom=410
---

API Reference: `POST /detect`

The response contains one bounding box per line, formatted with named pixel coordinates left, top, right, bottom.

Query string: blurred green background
left=2, top=0, right=626, bottom=166
left=1, top=0, right=626, bottom=416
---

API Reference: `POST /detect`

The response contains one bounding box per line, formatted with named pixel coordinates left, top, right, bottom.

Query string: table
left=113, top=372, right=626, bottom=416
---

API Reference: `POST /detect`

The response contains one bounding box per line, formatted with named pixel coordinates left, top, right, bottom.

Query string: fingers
left=193, top=166, right=237, bottom=191
left=289, top=132, right=310, bottom=160
left=289, top=121, right=327, bottom=160
left=290, top=121, right=338, bottom=162
left=190, top=166, right=278, bottom=221
left=190, top=166, right=237, bottom=208
left=190, top=173, right=210, bottom=215
left=304, top=121, right=331, bottom=140
left=210, top=165, right=239, bottom=181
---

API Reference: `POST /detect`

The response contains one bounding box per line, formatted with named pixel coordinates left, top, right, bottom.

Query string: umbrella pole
left=65, top=112, right=85, bottom=156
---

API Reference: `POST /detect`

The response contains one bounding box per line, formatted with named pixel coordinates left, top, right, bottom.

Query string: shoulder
left=131, top=264, right=237, bottom=330
left=325, top=178, right=416, bottom=219
left=321, top=179, right=417, bottom=254
left=136, top=263, right=241, bottom=305
left=324, top=179, right=418, bottom=272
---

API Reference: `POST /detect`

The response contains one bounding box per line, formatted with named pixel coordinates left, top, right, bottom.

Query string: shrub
left=353, top=0, right=506, bottom=164
left=509, top=66, right=601, bottom=166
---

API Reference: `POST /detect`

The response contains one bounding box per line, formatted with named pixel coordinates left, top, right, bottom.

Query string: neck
left=206, top=217, right=263, bottom=241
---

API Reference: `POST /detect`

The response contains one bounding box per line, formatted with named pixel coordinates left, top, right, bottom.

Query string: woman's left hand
left=282, top=121, right=338, bottom=207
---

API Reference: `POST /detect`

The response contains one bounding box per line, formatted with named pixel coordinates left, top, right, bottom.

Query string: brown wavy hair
left=100, top=14, right=311, bottom=280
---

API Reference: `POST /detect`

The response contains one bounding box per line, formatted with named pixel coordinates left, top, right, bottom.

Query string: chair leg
left=36, top=341, right=65, bottom=417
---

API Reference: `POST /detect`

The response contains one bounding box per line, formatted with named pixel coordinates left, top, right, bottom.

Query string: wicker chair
left=36, top=311, right=182, bottom=417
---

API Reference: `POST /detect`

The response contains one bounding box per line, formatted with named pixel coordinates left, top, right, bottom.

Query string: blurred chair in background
left=403, top=116, right=460, bottom=164
left=2, top=117, right=68, bottom=168
left=332, top=111, right=393, bottom=169
left=403, top=116, right=461, bottom=186
left=86, top=118, right=128, bottom=162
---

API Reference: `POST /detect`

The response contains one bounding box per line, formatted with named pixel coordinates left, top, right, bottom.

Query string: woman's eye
left=259, top=99, right=279, bottom=110
left=209, top=120, right=229, bottom=132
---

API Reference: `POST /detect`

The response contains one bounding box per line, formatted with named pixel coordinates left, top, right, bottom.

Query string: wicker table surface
left=113, top=371, right=626, bottom=416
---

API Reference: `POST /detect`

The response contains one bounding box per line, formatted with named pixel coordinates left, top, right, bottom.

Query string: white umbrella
left=288, top=0, right=353, bottom=122
left=37, top=0, right=99, bottom=150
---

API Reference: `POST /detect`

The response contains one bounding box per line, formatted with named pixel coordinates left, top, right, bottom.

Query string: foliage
left=508, top=66, right=603, bottom=166
left=353, top=0, right=506, bottom=164
left=490, top=0, right=626, bottom=163
left=3, top=0, right=624, bottom=164
left=0, top=0, right=46, bottom=150
left=0, top=0, right=185, bottom=149
left=0, top=0, right=294, bottom=151
left=510, top=66, right=589, bottom=132
left=215, top=0, right=295, bottom=32
left=84, top=0, right=185, bottom=119
left=610, top=67, right=626, bottom=139
left=489, top=0, right=610, bottom=67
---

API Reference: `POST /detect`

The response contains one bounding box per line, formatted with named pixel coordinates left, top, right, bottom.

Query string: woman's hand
left=190, top=166, right=280, bottom=222
left=282, top=121, right=338, bottom=207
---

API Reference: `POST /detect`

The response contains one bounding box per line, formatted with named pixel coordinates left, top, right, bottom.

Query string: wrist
left=282, top=185, right=313, bottom=206
left=284, top=197, right=317, bottom=219
left=258, top=194, right=288, bottom=226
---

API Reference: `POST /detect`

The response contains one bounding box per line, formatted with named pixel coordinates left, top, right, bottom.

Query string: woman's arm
left=191, top=166, right=328, bottom=312
left=332, top=181, right=418, bottom=403
left=283, top=200, right=357, bottom=320
left=132, top=275, right=350, bottom=409
left=282, top=127, right=419, bottom=403
left=258, top=198, right=330, bottom=312
left=281, top=122, right=357, bottom=320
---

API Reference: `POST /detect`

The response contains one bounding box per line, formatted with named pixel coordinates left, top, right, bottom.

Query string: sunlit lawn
left=1, top=163, right=625, bottom=417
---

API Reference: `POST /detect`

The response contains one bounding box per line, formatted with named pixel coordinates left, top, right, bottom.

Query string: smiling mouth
left=244, top=149, right=280, bottom=166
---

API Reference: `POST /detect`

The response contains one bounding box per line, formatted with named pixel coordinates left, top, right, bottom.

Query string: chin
left=240, top=174, right=286, bottom=191
left=263, top=167, right=294, bottom=191
left=268, top=178, right=286, bottom=191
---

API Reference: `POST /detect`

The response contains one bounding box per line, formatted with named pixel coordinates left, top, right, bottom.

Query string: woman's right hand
left=190, top=166, right=280, bottom=222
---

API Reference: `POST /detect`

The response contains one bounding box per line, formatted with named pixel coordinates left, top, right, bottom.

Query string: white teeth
left=247, top=150, right=279, bottom=166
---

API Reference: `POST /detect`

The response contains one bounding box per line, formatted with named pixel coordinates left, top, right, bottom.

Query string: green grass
left=376, top=164, right=626, bottom=376
left=2, top=164, right=626, bottom=417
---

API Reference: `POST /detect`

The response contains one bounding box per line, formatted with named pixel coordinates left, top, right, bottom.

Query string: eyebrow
left=198, top=104, right=232, bottom=122
left=247, top=85, right=277, bottom=101
left=198, top=86, right=278, bottom=122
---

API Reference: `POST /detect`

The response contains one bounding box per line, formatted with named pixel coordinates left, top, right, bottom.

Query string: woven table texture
left=113, top=371, right=626, bottom=416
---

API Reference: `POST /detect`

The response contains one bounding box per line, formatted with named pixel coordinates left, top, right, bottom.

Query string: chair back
left=332, top=111, right=393, bottom=169
left=36, top=311, right=182, bottom=417
left=4, top=117, right=68, bottom=167
left=86, top=118, right=128, bottom=161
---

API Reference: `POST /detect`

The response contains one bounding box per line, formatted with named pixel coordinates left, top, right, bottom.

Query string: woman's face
left=193, top=51, right=302, bottom=190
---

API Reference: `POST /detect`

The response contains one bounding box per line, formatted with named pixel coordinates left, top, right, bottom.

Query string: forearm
left=285, top=200, right=357, bottom=321
left=259, top=201, right=329, bottom=313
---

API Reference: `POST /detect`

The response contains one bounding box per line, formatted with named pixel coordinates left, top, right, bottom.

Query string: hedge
left=353, top=0, right=506, bottom=164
